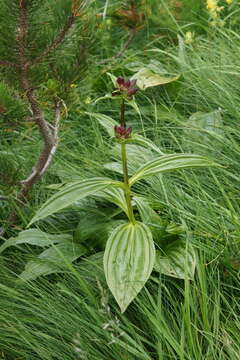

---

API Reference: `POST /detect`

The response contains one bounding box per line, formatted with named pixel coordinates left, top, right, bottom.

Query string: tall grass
left=0, top=251, right=239, bottom=360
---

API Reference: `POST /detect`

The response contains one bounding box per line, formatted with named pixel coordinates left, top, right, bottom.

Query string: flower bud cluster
left=112, top=76, right=139, bottom=140
left=112, top=76, right=138, bottom=99
left=114, top=125, right=132, bottom=139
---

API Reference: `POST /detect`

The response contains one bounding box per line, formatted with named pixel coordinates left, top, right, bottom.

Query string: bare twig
left=97, top=29, right=135, bottom=65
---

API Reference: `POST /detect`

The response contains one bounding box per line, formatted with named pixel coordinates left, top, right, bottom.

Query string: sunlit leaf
left=129, top=153, right=218, bottom=185
left=155, top=240, right=196, bottom=280
left=104, top=222, right=155, bottom=312
left=131, top=68, right=180, bottom=90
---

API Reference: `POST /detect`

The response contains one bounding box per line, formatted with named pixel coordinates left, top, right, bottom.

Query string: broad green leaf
left=133, top=196, right=165, bottom=241
left=93, top=94, right=114, bottom=104
left=155, top=240, right=196, bottom=280
left=104, top=142, right=157, bottom=176
left=0, top=229, right=72, bottom=254
left=104, top=222, right=155, bottom=312
left=19, top=242, right=87, bottom=281
left=129, top=154, right=217, bottom=186
left=28, top=178, right=122, bottom=226
left=86, top=112, right=117, bottom=137
left=131, top=68, right=180, bottom=90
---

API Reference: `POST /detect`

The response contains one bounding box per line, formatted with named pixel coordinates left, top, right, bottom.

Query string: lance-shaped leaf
left=129, top=154, right=218, bottom=186
left=154, top=240, right=196, bottom=280
left=0, top=229, right=72, bottom=254
left=28, top=178, right=122, bottom=226
left=104, top=222, right=155, bottom=313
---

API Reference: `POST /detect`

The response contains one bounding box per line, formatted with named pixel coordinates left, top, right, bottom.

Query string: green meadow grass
left=0, top=251, right=239, bottom=360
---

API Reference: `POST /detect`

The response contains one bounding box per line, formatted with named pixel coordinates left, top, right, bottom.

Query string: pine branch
left=0, top=0, right=64, bottom=235
left=0, top=60, right=18, bottom=67
left=30, top=13, right=76, bottom=66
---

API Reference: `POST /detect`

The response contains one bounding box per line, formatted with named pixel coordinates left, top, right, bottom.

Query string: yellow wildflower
left=207, top=0, right=218, bottom=11
left=225, top=0, right=233, bottom=4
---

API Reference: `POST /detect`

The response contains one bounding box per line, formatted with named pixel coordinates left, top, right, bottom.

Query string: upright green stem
left=121, top=143, right=135, bottom=224
left=120, top=98, right=125, bottom=127
left=120, top=99, right=136, bottom=224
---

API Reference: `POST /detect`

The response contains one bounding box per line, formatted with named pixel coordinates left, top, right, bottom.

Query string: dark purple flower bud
left=117, top=76, right=125, bottom=86
left=114, top=125, right=132, bottom=139
left=113, top=76, right=139, bottom=99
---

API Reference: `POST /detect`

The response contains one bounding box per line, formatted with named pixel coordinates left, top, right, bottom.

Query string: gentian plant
left=4, top=76, right=218, bottom=312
